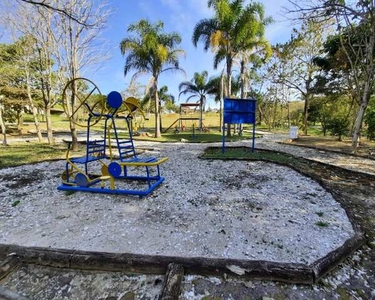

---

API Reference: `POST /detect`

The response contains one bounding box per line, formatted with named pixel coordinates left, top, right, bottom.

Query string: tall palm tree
left=192, top=0, right=271, bottom=135
left=237, top=43, right=272, bottom=99
left=120, top=20, right=185, bottom=138
left=178, top=71, right=216, bottom=131
left=206, top=72, right=226, bottom=131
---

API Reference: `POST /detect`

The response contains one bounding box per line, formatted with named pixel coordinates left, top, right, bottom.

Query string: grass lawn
left=0, top=143, right=85, bottom=169
left=133, top=130, right=258, bottom=143
left=201, top=147, right=296, bottom=165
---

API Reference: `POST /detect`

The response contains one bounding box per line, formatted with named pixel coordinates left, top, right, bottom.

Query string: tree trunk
left=159, top=108, right=163, bottom=133
left=0, top=107, right=7, bottom=146
left=154, top=78, right=161, bottom=138
left=219, top=100, right=222, bottom=132
left=257, top=106, right=263, bottom=125
left=303, top=96, right=309, bottom=135
left=226, top=57, right=232, bottom=137
left=25, top=64, right=43, bottom=142
left=70, top=80, right=79, bottom=151
left=70, top=123, right=78, bottom=150
left=238, top=60, right=246, bottom=136
left=17, top=109, right=23, bottom=135
left=352, top=30, right=374, bottom=152
left=31, top=106, right=43, bottom=141
left=219, top=72, right=225, bottom=132
left=352, top=95, right=369, bottom=153
left=272, top=99, right=278, bottom=129
left=199, top=96, right=203, bottom=131
left=45, top=105, right=54, bottom=145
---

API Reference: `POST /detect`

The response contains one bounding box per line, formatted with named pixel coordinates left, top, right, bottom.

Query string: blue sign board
left=222, top=98, right=257, bottom=153
left=224, top=98, right=256, bottom=124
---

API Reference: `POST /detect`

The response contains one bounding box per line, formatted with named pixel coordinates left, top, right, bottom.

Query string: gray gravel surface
left=0, top=139, right=354, bottom=264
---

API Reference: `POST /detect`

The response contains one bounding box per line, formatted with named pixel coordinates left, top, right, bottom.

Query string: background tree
left=120, top=19, right=185, bottom=138
left=4, top=0, right=110, bottom=149
left=288, top=0, right=375, bottom=152
left=365, top=97, right=375, bottom=140
left=178, top=71, right=216, bottom=131
left=17, top=0, right=98, bottom=26
left=0, top=39, right=44, bottom=144
left=272, top=20, right=326, bottom=135
left=193, top=0, right=271, bottom=135
left=56, top=0, right=110, bottom=150
left=142, top=85, right=176, bottom=131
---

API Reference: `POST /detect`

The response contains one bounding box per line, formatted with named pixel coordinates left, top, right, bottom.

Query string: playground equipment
left=222, top=98, right=256, bottom=153
left=163, top=103, right=202, bottom=133
left=58, top=78, right=168, bottom=197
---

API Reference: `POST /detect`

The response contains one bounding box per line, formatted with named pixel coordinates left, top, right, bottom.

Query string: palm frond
left=192, top=18, right=218, bottom=50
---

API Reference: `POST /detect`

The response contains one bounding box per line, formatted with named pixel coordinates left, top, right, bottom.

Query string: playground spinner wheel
left=62, top=78, right=104, bottom=127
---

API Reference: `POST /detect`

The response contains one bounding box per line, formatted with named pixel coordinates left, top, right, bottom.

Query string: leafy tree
left=288, top=0, right=375, bottom=152
left=6, top=0, right=110, bottom=149
left=178, top=71, right=216, bottom=130
left=0, top=39, right=44, bottom=144
left=313, top=29, right=363, bottom=139
left=236, top=41, right=272, bottom=101
left=365, top=98, right=375, bottom=140
left=326, top=115, right=350, bottom=141
left=120, top=20, right=185, bottom=138
left=272, top=20, right=326, bottom=135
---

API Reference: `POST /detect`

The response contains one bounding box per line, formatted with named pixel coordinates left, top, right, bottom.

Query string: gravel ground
left=0, top=138, right=354, bottom=264
left=1, top=134, right=375, bottom=300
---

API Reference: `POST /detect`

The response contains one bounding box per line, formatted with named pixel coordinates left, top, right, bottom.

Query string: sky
left=86, top=0, right=294, bottom=108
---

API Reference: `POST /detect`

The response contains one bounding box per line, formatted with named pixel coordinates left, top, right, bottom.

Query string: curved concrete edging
left=0, top=233, right=364, bottom=285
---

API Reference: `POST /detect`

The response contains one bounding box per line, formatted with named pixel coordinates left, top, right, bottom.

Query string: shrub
left=325, top=115, right=350, bottom=141
left=365, top=109, right=375, bottom=140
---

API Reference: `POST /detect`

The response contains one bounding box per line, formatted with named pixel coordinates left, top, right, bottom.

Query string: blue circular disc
left=107, top=91, right=123, bottom=109
left=108, top=162, right=122, bottom=178
left=75, top=173, right=89, bottom=187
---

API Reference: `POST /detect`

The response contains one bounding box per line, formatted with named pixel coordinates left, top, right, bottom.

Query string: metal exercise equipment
left=58, top=79, right=168, bottom=197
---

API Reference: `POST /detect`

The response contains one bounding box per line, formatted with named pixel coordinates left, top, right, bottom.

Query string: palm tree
left=192, top=0, right=271, bottom=135
left=237, top=43, right=272, bottom=99
left=120, top=20, right=185, bottom=138
left=142, top=85, right=176, bottom=131
left=178, top=71, right=216, bottom=131
left=203, top=73, right=241, bottom=131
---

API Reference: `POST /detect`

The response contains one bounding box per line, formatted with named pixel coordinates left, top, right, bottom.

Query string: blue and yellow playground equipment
left=58, top=78, right=168, bottom=197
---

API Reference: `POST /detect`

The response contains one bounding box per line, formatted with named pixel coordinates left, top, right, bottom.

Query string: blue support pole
left=222, top=124, right=226, bottom=154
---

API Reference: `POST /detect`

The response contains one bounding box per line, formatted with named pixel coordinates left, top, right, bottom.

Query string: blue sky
left=90, top=0, right=293, bottom=108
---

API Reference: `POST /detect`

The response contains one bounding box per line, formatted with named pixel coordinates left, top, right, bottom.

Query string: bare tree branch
left=17, top=0, right=97, bottom=27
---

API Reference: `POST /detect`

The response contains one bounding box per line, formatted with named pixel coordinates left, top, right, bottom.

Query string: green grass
left=132, top=130, right=258, bottom=143
left=0, top=143, right=85, bottom=169
left=11, top=200, right=20, bottom=207
left=316, top=221, right=329, bottom=228
left=201, top=147, right=295, bottom=165
left=307, top=126, right=325, bottom=136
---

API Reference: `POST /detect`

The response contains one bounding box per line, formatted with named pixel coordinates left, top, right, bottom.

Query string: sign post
left=222, top=98, right=256, bottom=153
